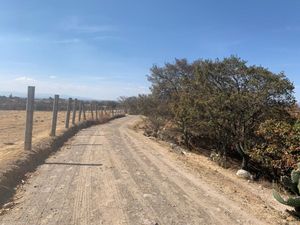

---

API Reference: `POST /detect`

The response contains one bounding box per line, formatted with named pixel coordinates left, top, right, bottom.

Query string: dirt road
left=0, top=116, right=288, bottom=225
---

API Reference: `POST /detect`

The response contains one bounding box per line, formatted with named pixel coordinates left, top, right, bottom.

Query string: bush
left=251, top=120, right=300, bottom=177
left=121, top=56, right=297, bottom=180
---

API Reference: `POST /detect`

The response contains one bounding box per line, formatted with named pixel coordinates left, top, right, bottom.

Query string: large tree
left=129, top=56, right=295, bottom=171
left=192, top=56, right=295, bottom=169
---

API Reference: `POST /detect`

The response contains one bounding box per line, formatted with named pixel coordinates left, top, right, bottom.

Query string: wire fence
left=0, top=86, right=124, bottom=158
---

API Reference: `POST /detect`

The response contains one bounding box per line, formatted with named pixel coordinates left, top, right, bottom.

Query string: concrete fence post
left=65, top=98, right=72, bottom=128
left=24, top=86, right=35, bottom=150
left=83, top=103, right=86, bottom=120
left=72, top=98, right=77, bottom=125
left=95, top=104, right=98, bottom=120
left=90, top=103, right=94, bottom=120
left=78, top=101, right=83, bottom=122
left=100, top=108, right=103, bottom=118
left=50, top=94, right=59, bottom=136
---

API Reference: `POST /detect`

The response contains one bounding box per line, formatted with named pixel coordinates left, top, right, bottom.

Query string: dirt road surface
left=0, top=116, right=291, bottom=225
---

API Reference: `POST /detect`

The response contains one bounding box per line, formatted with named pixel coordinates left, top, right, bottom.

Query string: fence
left=22, top=86, right=124, bottom=150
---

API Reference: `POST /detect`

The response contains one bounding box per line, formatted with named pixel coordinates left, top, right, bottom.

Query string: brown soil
left=0, top=110, right=95, bottom=168
left=0, top=110, right=117, bottom=206
left=0, top=115, right=297, bottom=224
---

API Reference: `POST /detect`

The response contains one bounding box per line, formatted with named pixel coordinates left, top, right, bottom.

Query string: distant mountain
left=0, top=91, right=100, bottom=101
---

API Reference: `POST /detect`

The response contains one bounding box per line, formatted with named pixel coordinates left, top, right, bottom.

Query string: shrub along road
left=0, top=116, right=294, bottom=225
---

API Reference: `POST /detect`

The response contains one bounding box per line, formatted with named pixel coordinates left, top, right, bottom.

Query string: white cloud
left=62, top=17, right=116, bottom=34
left=92, top=35, right=121, bottom=41
left=14, top=76, right=36, bottom=82
left=0, top=36, right=33, bottom=43
left=72, top=25, right=115, bottom=33
left=52, top=38, right=81, bottom=44
left=272, top=25, right=300, bottom=33
left=0, top=73, right=150, bottom=100
left=285, top=26, right=300, bottom=32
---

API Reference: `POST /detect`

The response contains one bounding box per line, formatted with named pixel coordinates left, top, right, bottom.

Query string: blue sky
left=0, top=0, right=299, bottom=100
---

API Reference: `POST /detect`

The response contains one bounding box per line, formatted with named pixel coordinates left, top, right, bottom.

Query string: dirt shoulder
left=131, top=116, right=298, bottom=225
left=0, top=115, right=123, bottom=207
left=0, top=115, right=297, bottom=225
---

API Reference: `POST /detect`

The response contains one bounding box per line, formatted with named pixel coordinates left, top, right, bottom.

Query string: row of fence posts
left=24, top=86, right=124, bottom=150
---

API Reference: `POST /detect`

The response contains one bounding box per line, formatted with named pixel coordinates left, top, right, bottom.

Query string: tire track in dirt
left=109, top=123, right=255, bottom=225
left=101, top=133, right=165, bottom=225
left=0, top=116, right=286, bottom=225
left=120, top=130, right=249, bottom=224
left=106, top=129, right=213, bottom=224
left=122, top=124, right=281, bottom=224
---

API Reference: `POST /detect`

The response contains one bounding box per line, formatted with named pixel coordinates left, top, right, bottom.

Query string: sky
left=0, top=0, right=299, bottom=100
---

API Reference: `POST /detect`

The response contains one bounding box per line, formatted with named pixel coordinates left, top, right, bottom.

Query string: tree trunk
left=236, top=143, right=249, bottom=170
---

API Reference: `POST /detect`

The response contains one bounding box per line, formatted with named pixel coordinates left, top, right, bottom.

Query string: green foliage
left=122, top=56, right=297, bottom=176
left=251, top=120, right=300, bottom=176
left=273, top=163, right=300, bottom=214
left=149, top=56, right=294, bottom=169
left=119, top=96, right=140, bottom=114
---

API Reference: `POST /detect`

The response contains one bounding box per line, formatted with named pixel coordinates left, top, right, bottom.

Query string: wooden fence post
left=78, top=101, right=83, bottom=122
left=65, top=98, right=72, bottom=128
left=24, top=86, right=35, bottom=150
left=72, top=98, right=77, bottom=125
left=50, top=94, right=59, bottom=136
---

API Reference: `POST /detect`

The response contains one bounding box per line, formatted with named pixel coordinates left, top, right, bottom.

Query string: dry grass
left=0, top=110, right=96, bottom=166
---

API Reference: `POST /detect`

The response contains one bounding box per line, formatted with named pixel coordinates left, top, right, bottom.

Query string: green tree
left=191, top=56, right=295, bottom=169
left=147, top=56, right=295, bottom=169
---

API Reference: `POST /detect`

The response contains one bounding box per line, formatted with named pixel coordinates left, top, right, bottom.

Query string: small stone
left=143, top=194, right=152, bottom=198
left=236, top=169, right=253, bottom=180
left=170, top=143, right=176, bottom=149
left=3, top=202, right=14, bottom=209
left=181, top=150, right=187, bottom=156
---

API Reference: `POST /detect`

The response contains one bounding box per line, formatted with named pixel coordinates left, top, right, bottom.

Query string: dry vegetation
left=0, top=110, right=95, bottom=167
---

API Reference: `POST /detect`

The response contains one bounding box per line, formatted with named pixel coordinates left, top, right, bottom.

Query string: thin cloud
left=92, top=35, right=122, bottom=41
left=0, top=35, right=33, bottom=43
left=285, top=26, right=300, bottom=31
left=14, top=76, right=36, bottom=82
left=52, top=38, right=81, bottom=44
left=49, top=75, right=57, bottom=79
left=62, top=17, right=116, bottom=34
left=272, top=25, right=300, bottom=33
left=71, top=25, right=115, bottom=33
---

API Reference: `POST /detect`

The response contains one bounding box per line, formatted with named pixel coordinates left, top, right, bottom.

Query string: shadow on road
left=45, top=162, right=103, bottom=167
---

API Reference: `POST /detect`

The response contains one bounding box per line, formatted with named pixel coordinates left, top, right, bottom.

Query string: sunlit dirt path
left=0, top=116, right=278, bottom=225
